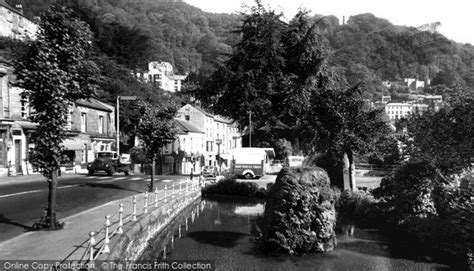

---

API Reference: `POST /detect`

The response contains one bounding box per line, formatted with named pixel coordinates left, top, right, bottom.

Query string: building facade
left=0, top=1, right=37, bottom=40
left=137, top=61, right=187, bottom=92
left=61, top=99, right=116, bottom=174
left=161, top=119, right=205, bottom=175
left=174, top=104, right=242, bottom=173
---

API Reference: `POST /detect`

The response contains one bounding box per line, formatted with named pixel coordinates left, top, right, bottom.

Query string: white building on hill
left=136, top=61, right=187, bottom=92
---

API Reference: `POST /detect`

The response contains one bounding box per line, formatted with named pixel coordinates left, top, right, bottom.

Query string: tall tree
left=195, top=3, right=328, bottom=152
left=401, top=94, right=473, bottom=176
left=15, top=4, right=98, bottom=229
left=136, top=100, right=178, bottom=192
left=307, top=77, right=392, bottom=189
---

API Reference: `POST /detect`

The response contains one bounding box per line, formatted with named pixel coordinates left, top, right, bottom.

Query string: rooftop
left=175, top=119, right=204, bottom=134
left=76, top=99, right=113, bottom=112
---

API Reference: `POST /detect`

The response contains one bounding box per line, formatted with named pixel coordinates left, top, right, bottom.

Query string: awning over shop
left=91, top=135, right=115, bottom=141
left=62, top=138, right=87, bottom=150
left=219, top=153, right=232, bottom=161
left=13, top=120, right=38, bottom=130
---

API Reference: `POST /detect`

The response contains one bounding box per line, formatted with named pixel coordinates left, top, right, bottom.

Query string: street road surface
left=0, top=174, right=187, bottom=243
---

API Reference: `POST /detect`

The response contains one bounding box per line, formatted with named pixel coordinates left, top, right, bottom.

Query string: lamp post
left=215, top=138, right=222, bottom=175
left=116, top=96, right=137, bottom=154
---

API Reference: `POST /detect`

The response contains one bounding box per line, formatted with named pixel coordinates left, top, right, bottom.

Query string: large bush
left=254, top=167, right=337, bottom=254
left=335, top=189, right=385, bottom=228
left=202, top=175, right=266, bottom=198
left=374, top=161, right=438, bottom=223
left=375, top=161, right=473, bottom=268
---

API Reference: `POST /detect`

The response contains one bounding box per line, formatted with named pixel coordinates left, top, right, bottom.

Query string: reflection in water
left=187, top=231, right=249, bottom=248
left=234, top=204, right=265, bottom=216
left=142, top=199, right=449, bottom=271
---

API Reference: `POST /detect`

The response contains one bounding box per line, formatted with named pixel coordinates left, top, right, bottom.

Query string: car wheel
left=88, top=170, right=94, bottom=176
left=244, top=173, right=253, bottom=179
left=124, top=171, right=129, bottom=176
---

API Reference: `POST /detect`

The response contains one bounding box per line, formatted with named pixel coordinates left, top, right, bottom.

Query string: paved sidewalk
left=0, top=179, right=199, bottom=261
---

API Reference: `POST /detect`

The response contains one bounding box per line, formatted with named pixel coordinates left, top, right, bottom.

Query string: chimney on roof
left=15, top=3, right=23, bottom=14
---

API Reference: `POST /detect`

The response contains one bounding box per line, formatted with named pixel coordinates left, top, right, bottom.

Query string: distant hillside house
left=0, top=1, right=37, bottom=40
left=404, top=78, right=427, bottom=90
left=137, top=61, right=187, bottom=92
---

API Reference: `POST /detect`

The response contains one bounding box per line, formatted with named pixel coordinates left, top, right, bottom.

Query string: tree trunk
left=347, top=150, right=356, bottom=190
left=47, top=170, right=58, bottom=229
left=292, top=136, right=301, bottom=155
left=158, top=153, right=163, bottom=175
left=150, top=156, right=155, bottom=192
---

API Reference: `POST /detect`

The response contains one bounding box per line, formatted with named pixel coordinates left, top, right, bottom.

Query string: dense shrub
left=254, top=167, right=337, bottom=255
left=335, top=189, right=385, bottom=228
left=374, top=161, right=438, bottom=223
left=374, top=161, right=473, bottom=268
left=202, top=175, right=266, bottom=198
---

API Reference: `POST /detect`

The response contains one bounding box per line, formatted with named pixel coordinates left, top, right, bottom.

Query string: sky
left=184, top=0, right=474, bottom=45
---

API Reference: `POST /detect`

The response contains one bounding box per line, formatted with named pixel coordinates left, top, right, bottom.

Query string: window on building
left=81, top=112, right=87, bottom=132
left=20, top=98, right=29, bottom=119
left=7, top=11, right=13, bottom=22
left=81, top=144, right=87, bottom=164
left=98, top=116, right=104, bottom=134
left=206, top=141, right=213, bottom=152
left=64, top=106, right=73, bottom=130
left=185, top=114, right=190, bottom=121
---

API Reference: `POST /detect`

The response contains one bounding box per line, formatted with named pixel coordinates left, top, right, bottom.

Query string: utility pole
left=248, top=110, right=252, bottom=147
left=216, top=138, right=222, bottom=175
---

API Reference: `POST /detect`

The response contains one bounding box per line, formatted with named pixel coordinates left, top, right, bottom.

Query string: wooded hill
left=8, top=0, right=474, bottom=100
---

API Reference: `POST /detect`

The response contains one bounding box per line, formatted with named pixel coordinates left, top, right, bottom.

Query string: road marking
left=58, top=185, right=79, bottom=189
left=129, top=177, right=144, bottom=181
left=98, top=176, right=111, bottom=180
left=114, top=177, right=127, bottom=180
left=0, top=190, right=42, bottom=199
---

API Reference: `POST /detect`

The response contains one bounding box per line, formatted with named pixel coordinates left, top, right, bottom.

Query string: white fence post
left=132, top=196, right=137, bottom=221
left=102, top=215, right=111, bottom=254
left=155, top=188, right=159, bottom=208
left=117, top=203, right=124, bottom=234
left=144, top=192, right=149, bottom=214
left=89, top=231, right=96, bottom=262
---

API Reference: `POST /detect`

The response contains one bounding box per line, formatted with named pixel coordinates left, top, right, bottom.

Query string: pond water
left=141, top=198, right=450, bottom=271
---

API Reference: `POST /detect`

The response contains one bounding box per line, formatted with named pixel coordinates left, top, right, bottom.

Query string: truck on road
left=87, top=151, right=132, bottom=176
left=230, top=148, right=275, bottom=179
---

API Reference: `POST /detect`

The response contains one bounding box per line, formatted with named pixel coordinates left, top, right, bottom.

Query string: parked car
left=87, top=151, right=132, bottom=176
left=202, top=166, right=218, bottom=177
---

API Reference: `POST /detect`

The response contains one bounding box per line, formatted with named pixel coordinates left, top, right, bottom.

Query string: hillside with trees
left=9, top=1, right=474, bottom=101
left=321, top=13, right=474, bottom=100
left=9, top=0, right=239, bottom=76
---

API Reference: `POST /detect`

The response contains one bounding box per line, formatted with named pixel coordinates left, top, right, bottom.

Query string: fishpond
left=141, top=198, right=450, bottom=271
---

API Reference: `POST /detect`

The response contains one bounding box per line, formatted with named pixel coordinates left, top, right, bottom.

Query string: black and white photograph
left=0, top=0, right=472, bottom=270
